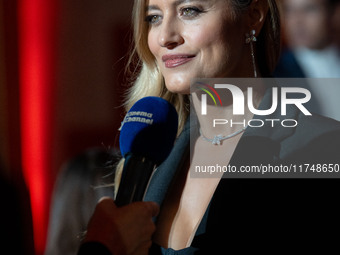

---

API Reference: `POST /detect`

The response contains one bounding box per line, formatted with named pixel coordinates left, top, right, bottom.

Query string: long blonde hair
left=114, top=0, right=281, bottom=195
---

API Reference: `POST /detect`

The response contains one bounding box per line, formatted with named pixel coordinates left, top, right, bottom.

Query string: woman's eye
left=145, top=15, right=162, bottom=25
left=180, top=7, right=203, bottom=17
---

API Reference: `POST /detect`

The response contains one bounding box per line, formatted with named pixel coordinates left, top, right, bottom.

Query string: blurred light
left=18, top=0, right=58, bottom=254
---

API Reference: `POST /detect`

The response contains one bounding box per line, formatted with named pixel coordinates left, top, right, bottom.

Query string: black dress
left=145, top=87, right=340, bottom=254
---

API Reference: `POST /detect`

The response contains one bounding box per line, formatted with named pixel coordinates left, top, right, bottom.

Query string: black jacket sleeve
left=77, top=242, right=112, bottom=255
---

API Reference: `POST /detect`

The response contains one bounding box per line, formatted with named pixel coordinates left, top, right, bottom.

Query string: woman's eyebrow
left=146, top=5, right=160, bottom=12
left=146, top=0, right=207, bottom=12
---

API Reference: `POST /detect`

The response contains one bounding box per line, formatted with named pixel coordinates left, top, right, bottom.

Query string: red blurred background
left=0, top=0, right=133, bottom=254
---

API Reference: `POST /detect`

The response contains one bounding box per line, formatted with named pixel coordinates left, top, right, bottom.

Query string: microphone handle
left=115, top=153, right=156, bottom=207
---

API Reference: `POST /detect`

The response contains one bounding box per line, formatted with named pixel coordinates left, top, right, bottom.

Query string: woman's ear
left=246, top=0, right=269, bottom=36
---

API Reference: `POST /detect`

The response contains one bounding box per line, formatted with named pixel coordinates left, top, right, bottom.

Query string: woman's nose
left=158, top=18, right=184, bottom=49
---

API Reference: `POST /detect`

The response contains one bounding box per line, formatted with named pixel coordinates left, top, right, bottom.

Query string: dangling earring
left=245, top=29, right=257, bottom=78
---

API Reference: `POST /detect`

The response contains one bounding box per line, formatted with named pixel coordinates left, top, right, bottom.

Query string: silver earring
left=245, top=29, right=257, bottom=78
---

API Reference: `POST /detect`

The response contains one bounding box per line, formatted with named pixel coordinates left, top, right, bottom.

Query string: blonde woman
left=79, top=0, right=340, bottom=254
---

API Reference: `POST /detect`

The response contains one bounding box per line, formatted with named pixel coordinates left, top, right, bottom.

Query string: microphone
left=115, top=96, right=178, bottom=206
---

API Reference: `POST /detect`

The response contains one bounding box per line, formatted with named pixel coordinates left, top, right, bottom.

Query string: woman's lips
left=162, top=54, right=195, bottom=68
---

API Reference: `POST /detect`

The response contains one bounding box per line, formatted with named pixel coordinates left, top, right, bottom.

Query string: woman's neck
left=191, top=81, right=266, bottom=138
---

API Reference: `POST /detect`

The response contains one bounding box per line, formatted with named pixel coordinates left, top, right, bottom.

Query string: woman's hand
left=83, top=197, right=159, bottom=255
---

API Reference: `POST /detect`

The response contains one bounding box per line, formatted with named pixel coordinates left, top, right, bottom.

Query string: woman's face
left=146, top=0, right=249, bottom=94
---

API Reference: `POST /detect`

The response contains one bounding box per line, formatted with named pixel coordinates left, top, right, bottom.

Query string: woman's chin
left=164, top=78, right=192, bottom=95
left=165, top=85, right=191, bottom=95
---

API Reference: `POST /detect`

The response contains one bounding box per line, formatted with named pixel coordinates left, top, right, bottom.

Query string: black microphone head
left=119, top=97, right=178, bottom=165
